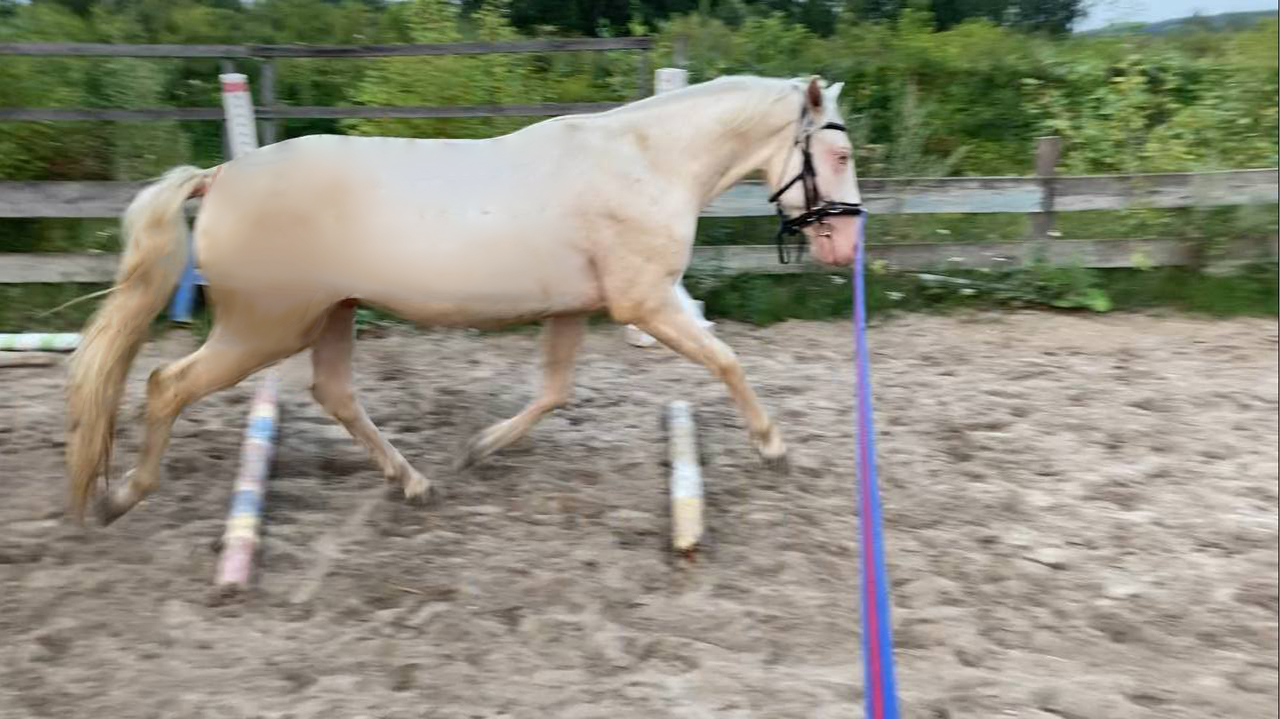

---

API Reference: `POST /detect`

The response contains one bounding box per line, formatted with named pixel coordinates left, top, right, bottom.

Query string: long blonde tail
left=65, top=165, right=213, bottom=522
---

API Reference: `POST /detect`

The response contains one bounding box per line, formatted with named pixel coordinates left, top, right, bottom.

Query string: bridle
left=768, top=104, right=864, bottom=264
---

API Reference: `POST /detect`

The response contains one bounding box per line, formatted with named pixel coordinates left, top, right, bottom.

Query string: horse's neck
left=614, top=83, right=800, bottom=206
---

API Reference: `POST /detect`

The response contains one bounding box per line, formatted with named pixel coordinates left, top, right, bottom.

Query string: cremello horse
left=66, top=74, right=864, bottom=525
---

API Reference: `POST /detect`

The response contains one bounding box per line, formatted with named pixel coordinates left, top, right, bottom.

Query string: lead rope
left=851, top=211, right=900, bottom=718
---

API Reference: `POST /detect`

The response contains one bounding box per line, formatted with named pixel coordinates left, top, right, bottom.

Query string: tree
left=1006, top=0, right=1083, bottom=34
left=847, top=0, right=1085, bottom=34
left=845, top=0, right=905, bottom=23
left=345, top=0, right=548, bottom=139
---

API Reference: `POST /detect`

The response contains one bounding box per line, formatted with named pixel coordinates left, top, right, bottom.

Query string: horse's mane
left=545, top=74, right=803, bottom=134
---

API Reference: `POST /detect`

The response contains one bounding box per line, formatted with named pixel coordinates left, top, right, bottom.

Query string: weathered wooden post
left=258, top=59, right=279, bottom=145
left=1030, top=136, right=1062, bottom=261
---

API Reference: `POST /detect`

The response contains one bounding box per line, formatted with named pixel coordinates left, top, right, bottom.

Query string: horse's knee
left=704, top=344, right=743, bottom=381
left=608, top=293, right=669, bottom=325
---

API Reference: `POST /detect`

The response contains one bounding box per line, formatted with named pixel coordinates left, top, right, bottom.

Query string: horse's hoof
left=753, top=425, right=789, bottom=472
left=405, top=482, right=443, bottom=508
left=455, top=434, right=494, bottom=471
left=401, top=471, right=436, bottom=507
left=96, top=495, right=128, bottom=527
left=761, top=451, right=791, bottom=474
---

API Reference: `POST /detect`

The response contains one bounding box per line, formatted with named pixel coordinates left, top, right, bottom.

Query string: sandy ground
left=0, top=312, right=1276, bottom=719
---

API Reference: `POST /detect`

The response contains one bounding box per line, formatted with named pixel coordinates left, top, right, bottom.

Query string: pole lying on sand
left=666, top=400, right=704, bottom=554
left=212, top=72, right=280, bottom=593
left=0, top=333, right=80, bottom=351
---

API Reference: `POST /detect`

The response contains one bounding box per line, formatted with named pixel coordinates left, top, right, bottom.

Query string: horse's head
left=767, top=76, right=862, bottom=267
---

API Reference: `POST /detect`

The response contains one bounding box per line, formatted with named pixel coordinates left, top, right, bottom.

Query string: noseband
left=768, top=108, right=864, bottom=264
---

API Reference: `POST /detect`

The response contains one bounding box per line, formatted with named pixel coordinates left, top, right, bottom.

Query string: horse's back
left=192, top=128, right=614, bottom=324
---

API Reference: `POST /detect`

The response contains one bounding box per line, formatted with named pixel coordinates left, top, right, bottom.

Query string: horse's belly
left=349, top=234, right=604, bottom=326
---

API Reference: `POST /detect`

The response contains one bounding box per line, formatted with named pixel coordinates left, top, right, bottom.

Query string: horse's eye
left=836, top=155, right=850, bottom=166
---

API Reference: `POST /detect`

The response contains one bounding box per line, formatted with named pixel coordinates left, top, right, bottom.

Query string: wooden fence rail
left=2, top=169, right=1275, bottom=219
left=5, top=235, right=1276, bottom=285
left=705, top=169, right=1278, bottom=217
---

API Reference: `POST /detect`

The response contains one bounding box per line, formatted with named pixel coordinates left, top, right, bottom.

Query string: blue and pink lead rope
left=851, top=212, right=901, bottom=718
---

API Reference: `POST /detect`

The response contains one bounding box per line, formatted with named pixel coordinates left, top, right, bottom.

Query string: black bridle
left=768, top=110, right=864, bottom=264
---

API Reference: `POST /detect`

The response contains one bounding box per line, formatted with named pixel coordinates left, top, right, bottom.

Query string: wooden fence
left=0, top=38, right=654, bottom=134
left=2, top=41, right=1278, bottom=286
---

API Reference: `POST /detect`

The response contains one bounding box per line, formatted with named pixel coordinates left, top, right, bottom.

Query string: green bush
left=0, top=1, right=1275, bottom=328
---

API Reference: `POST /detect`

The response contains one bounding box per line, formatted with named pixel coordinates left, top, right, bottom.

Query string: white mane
left=534, top=74, right=805, bottom=137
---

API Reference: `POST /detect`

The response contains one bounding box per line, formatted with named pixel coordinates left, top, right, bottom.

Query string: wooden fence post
left=259, top=59, right=279, bottom=145
left=218, top=60, right=237, bottom=158
left=1030, top=136, right=1062, bottom=256
left=673, top=34, right=688, bottom=68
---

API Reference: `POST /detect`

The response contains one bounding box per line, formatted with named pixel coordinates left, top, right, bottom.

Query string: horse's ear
left=805, top=76, right=824, bottom=112
left=827, top=81, right=845, bottom=102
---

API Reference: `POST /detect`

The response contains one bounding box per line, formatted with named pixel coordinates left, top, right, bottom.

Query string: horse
left=65, top=74, right=864, bottom=526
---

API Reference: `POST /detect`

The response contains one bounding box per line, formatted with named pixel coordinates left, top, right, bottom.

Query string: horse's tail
left=66, top=165, right=215, bottom=522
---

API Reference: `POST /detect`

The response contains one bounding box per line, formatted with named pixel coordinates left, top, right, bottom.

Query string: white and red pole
left=212, top=72, right=279, bottom=593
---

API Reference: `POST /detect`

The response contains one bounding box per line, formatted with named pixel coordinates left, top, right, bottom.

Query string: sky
left=1075, top=0, right=1279, bottom=31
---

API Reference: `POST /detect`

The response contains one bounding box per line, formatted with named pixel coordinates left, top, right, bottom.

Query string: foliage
left=343, top=0, right=548, bottom=140
left=0, top=0, right=1276, bottom=327
left=684, top=261, right=1278, bottom=327
left=2, top=1, right=1275, bottom=179
left=1024, top=20, right=1280, bottom=173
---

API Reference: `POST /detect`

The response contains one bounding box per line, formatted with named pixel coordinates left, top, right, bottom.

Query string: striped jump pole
left=0, top=333, right=80, bottom=352
left=850, top=211, right=901, bottom=718
left=214, top=372, right=280, bottom=590
left=211, top=71, right=280, bottom=593
left=666, top=400, right=704, bottom=555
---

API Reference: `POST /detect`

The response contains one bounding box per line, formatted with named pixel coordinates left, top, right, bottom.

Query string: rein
left=850, top=214, right=901, bottom=719
left=768, top=108, right=864, bottom=264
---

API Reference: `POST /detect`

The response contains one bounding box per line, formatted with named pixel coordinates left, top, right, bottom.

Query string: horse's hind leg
left=310, top=300, right=429, bottom=502
left=459, top=314, right=586, bottom=468
left=100, top=298, right=322, bottom=525
left=630, top=287, right=787, bottom=467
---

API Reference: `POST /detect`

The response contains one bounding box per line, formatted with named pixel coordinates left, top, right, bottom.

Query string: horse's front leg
left=458, top=314, right=586, bottom=468
left=631, top=289, right=787, bottom=468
